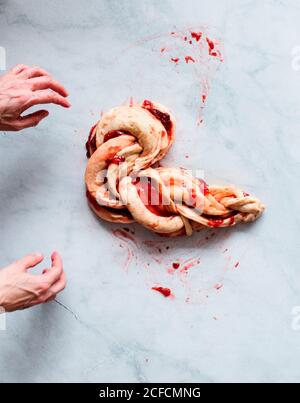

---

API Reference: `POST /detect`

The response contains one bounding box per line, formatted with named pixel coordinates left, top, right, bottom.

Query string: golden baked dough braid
left=85, top=100, right=265, bottom=236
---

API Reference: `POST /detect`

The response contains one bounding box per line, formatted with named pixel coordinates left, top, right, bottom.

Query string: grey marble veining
left=0, top=0, right=299, bottom=382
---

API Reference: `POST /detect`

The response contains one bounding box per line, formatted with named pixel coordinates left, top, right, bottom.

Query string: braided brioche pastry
left=85, top=100, right=264, bottom=236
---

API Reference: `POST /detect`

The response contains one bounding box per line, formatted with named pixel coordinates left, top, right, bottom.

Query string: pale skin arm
left=0, top=252, right=66, bottom=312
left=0, top=65, right=68, bottom=311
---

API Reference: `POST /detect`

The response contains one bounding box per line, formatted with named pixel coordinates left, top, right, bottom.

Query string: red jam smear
left=229, top=216, right=235, bottom=225
left=142, top=100, right=154, bottom=108
left=86, top=127, right=131, bottom=158
left=85, top=124, right=97, bottom=158
left=103, top=130, right=130, bottom=143
left=132, top=177, right=173, bottom=217
left=198, top=179, right=209, bottom=196
left=206, top=37, right=219, bottom=57
left=187, top=187, right=198, bottom=208
left=107, top=155, right=125, bottom=165
left=142, top=100, right=172, bottom=135
left=185, top=55, right=195, bottom=63
left=187, top=179, right=209, bottom=206
left=208, top=218, right=224, bottom=228
left=191, top=31, right=202, bottom=41
left=207, top=215, right=235, bottom=227
left=152, top=286, right=171, bottom=297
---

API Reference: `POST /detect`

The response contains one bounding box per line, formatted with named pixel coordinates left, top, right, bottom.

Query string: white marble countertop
left=0, top=0, right=299, bottom=382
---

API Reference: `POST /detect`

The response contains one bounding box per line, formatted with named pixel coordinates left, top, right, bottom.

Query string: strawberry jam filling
left=86, top=128, right=131, bottom=158
left=142, top=100, right=172, bottom=136
left=103, top=130, right=131, bottom=143
left=107, top=155, right=125, bottom=165
left=132, top=177, right=173, bottom=217
left=85, top=124, right=97, bottom=158
left=208, top=218, right=224, bottom=228
left=186, top=179, right=209, bottom=207
left=198, top=178, right=209, bottom=196
left=203, top=214, right=235, bottom=227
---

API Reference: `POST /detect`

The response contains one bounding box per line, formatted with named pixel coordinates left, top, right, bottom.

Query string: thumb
left=14, top=253, right=44, bottom=271
left=16, top=110, right=49, bottom=130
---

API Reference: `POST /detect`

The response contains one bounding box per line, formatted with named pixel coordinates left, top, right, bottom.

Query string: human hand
left=0, top=64, right=70, bottom=131
left=0, top=252, right=66, bottom=312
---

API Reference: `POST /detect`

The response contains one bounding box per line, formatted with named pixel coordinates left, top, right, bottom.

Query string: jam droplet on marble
left=152, top=286, right=172, bottom=297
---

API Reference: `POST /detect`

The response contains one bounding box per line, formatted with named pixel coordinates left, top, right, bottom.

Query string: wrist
left=0, top=273, right=8, bottom=310
left=0, top=293, right=6, bottom=310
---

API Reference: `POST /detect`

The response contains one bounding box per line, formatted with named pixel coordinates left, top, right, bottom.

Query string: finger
left=40, top=266, right=63, bottom=287
left=40, top=251, right=63, bottom=286
left=19, top=66, right=50, bottom=79
left=14, top=110, right=49, bottom=130
left=26, top=289, right=57, bottom=307
left=45, top=294, right=56, bottom=303
left=9, top=64, right=29, bottom=75
left=51, top=251, right=63, bottom=269
left=25, top=90, right=71, bottom=110
left=28, top=76, right=69, bottom=97
left=49, top=271, right=66, bottom=295
left=36, top=291, right=57, bottom=305
left=14, top=253, right=44, bottom=271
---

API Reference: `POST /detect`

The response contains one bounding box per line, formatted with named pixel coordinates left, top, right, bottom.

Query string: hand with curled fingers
left=0, top=252, right=66, bottom=312
left=0, top=64, right=70, bottom=131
